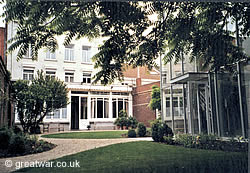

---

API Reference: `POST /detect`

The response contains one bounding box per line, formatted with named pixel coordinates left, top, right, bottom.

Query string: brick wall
left=132, top=81, right=160, bottom=127
left=123, top=66, right=160, bottom=80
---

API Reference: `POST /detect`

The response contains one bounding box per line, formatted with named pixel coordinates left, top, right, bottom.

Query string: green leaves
left=149, top=85, right=161, bottom=111
left=5, top=1, right=250, bottom=84
left=12, top=70, right=69, bottom=133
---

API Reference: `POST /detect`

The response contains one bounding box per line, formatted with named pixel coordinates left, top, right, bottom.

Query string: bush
left=163, top=136, right=174, bottom=145
left=128, top=129, right=136, bottom=138
left=0, top=127, right=13, bottom=150
left=175, top=133, right=196, bottom=148
left=30, top=125, right=41, bottom=134
left=8, top=133, right=27, bottom=154
left=127, top=117, right=138, bottom=129
left=151, top=120, right=173, bottom=142
left=114, top=110, right=138, bottom=130
left=151, top=119, right=173, bottom=142
left=137, top=123, right=146, bottom=137
left=13, top=125, right=22, bottom=134
left=146, top=128, right=152, bottom=137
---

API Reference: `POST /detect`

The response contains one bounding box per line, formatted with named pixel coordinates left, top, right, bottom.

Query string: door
left=71, top=96, right=79, bottom=130
left=79, top=97, right=89, bottom=129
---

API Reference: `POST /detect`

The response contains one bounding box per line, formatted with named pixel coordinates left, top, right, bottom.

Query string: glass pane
left=81, top=97, right=87, bottom=119
left=91, top=98, right=96, bottom=118
left=87, top=78, right=91, bottom=83
left=97, top=99, right=103, bottom=118
left=118, top=99, right=123, bottom=116
left=104, top=99, right=109, bottom=118
left=70, top=76, right=74, bottom=82
left=62, top=107, right=67, bottom=118
left=54, top=110, right=60, bottom=119
left=112, top=99, right=116, bottom=118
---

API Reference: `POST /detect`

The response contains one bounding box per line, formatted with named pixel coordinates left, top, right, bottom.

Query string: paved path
left=0, top=136, right=153, bottom=173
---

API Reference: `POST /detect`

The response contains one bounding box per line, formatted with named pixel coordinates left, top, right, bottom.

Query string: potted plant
left=87, top=125, right=91, bottom=130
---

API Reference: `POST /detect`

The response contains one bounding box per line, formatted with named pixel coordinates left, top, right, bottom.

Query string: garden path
left=0, top=134, right=152, bottom=173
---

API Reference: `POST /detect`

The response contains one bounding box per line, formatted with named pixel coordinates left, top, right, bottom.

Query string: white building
left=7, top=22, right=135, bottom=131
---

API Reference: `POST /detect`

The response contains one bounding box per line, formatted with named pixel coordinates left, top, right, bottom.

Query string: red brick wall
left=123, top=66, right=160, bottom=80
left=132, top=81, right=160, bottom=127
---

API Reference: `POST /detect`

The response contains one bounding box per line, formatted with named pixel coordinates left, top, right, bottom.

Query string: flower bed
left=0, top=127, right=55, bottom=158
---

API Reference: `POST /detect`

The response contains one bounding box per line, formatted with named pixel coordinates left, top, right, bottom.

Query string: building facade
left=7, top=22, right=136, bottom=131
left=7, top=22, right=161, bottom=131
left=162, top=39, right=250, bottom=138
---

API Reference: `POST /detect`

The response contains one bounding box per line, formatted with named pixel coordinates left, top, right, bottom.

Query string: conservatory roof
left=170, top=72, right=208, bottom=84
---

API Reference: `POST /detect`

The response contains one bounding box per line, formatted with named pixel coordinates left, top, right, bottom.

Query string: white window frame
left=24, top=45, right=32, bottom=59
left=65, top=72, right=74, bottom=83
left=46, top=71, right=56, bottom=79
left=82, top=72, right=91, bottom=84
left=82, top=46, right=92, bottom=63
left=23, top=69, right=34, bottom=81
left=46, top=107, right=67, bottom=119
left=65, top=45, right=74, bottom=61
left=46, top=50, right=56, bottom=60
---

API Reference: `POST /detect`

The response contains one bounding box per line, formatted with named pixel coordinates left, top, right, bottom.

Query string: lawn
left=16, top=141, right=247, bottom=173
left=41, top=131, right=127, bottom=139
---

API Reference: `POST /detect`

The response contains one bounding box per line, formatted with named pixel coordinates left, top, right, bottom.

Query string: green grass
left=16, top=141, right=247, bottom=173
left=41, top=131, right=127, bottom=139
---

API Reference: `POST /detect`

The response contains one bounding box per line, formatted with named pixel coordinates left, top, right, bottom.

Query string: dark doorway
left=71, top=96, right=79, bottom=130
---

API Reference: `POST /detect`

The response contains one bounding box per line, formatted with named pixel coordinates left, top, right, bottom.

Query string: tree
left=3, top=1, right=250, bottom=84
left=149, top=85, right=161, bottom=111
left=12, top=71, right=68, bottom=133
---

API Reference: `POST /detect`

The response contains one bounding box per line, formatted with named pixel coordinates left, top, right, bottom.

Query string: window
left=81, top=98, right=88, bottom=119
left=46, top=50, right=56, bottom=60
left=91, top=98, right=109, bottom=119
left=82, top=72, right=91, bottom=84
left=46, top=108, right=67, bottom=119
left=82, top=46, right=92, bottom=63
left=162, top=71, right=167, bottom=84
left=23, top=69, right=34, bottom=81
left=65, top=72, right=74, bottom=83
left=46, top=71, right=56, bottom=79
left=65, top=45, right=74, bottom=61
left=112, top=98, right=129, bottom=118
left=24, top=45, right=32, bottom=59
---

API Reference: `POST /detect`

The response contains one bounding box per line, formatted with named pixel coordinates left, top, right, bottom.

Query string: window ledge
left=45, top=59, right=57, bottom=62
left=64, top=60, right=76, bottom=63
left=81, top=62, right=93, bottom=65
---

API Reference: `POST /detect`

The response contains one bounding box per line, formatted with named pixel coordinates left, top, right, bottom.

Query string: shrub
left=137, top=123, right=146, bottom=137
left=30, top=125, right=41, bottom=134
left=175, top=133, right=196, bottom=148
left=0, top=127, right=13, bottom=150
left=127, top=117, right=138, bottom=129
left=13, top=125, right=22, bottom=134
left=8, top=133, right=27, bottom=154
left=128, top=129, right=136, bottom=138
left=151, top=119, right=173, bottom=142
left=114, top=110, right=138, bottom=130
left=146, top=128, right=152, bottom=137
left=163, top=136, right=174, bottom=145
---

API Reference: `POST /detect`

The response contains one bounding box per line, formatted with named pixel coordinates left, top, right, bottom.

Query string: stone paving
left=0, top=133, right=153, bottom=173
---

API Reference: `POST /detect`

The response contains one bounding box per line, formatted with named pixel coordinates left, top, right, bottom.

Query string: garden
left=16, top=141, right=247, bottom=173
left=0, top=126, right=55, bottom=158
